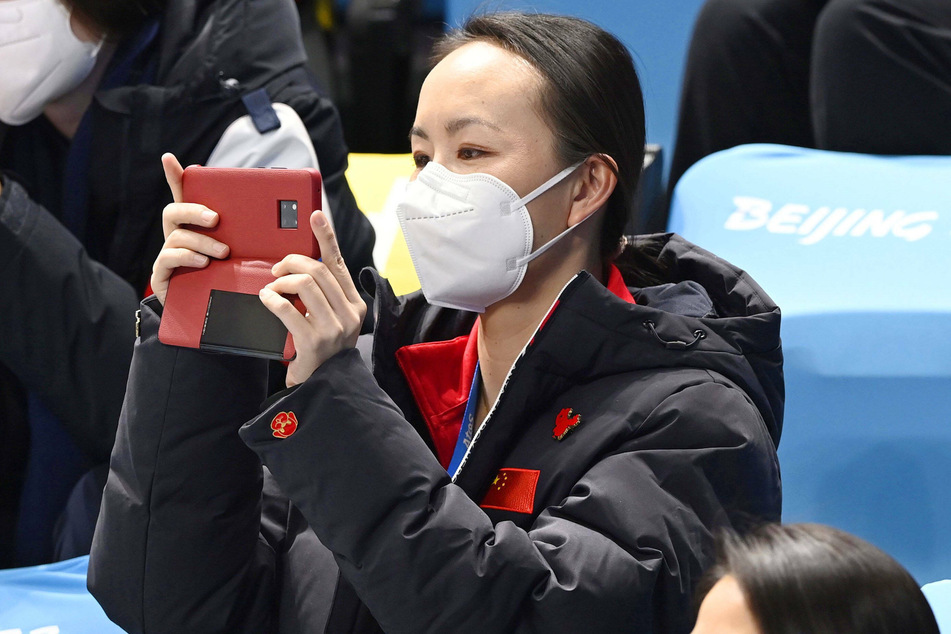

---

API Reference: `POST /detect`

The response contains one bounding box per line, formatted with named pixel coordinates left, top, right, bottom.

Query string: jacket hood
left=552, top=233, right=784, bottom=447
left=361, top=233, right=784, bottom=450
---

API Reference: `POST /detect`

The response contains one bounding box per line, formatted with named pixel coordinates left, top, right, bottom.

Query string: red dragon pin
left=553, top=407, right=582, bottom=441
left=271, top=411, right=299, bottom=439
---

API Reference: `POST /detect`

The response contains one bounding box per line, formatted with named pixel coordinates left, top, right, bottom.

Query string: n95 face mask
left=395, top=161, right=584, bottom=313
left=0, top=0, right=102, bottom=126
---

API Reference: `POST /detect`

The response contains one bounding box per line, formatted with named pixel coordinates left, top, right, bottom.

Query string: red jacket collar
left=396, top=265, right=634, bottom=468
left=606, top=263, right=636, bottom=304
left=395, top=321, right=480, bottom=468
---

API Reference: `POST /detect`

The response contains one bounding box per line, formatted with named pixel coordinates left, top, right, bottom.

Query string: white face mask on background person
left=395, top=160, right=587, bottom=313
left=0, top=0, right=102, bottom=126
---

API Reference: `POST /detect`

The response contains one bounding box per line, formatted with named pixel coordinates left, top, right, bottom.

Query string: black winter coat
left=89, top=234, right=783, bottom=633
left=0, top=0, right=374, bottom=565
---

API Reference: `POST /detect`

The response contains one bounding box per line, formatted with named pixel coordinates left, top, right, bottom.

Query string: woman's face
left=691, top=576, right=761, bottom=634
left=410, top=41, right=576, bottom=248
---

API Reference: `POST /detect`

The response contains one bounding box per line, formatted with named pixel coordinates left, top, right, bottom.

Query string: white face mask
left=395, top=160, right=585, bottom=313
left=0, top=0, right=102, bottom=126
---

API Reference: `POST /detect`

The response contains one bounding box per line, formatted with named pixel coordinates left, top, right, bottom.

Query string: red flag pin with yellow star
left=480, top=468, right=540, bottom=514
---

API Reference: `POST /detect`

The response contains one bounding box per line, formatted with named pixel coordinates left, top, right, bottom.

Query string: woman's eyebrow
left=408, top=117, right=503, bottom=143
left=445, top=116, right=503, bottom=135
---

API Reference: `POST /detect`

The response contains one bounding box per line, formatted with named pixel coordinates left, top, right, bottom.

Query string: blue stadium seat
left=923, top=580, right=951, bottom=633
left=669, top=143, right=951, bottom=584
left=0, top=555, right=123, bottom=633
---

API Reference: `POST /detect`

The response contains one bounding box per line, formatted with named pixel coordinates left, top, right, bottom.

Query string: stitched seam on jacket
left=631, top=376, right=717, bottom=437
left=701, top=369, right=777, bottom=454
left=141, top=344, right=181, bottom=632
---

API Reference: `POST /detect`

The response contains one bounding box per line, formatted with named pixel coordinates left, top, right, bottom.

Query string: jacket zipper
left=450, top=275, right=579, bottom=482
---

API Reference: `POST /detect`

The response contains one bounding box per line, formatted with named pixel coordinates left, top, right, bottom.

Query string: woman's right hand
left=150, top=153, right=230, bottom=305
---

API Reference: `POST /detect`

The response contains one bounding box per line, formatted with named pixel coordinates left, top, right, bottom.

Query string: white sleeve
left=205, top=102, right=333, bottom=227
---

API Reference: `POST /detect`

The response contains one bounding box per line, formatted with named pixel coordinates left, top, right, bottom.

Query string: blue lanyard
left=448, top=361, right=480, bottom=477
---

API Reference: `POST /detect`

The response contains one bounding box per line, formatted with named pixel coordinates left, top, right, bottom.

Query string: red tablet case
left=158, top=166, right=321, bottom=361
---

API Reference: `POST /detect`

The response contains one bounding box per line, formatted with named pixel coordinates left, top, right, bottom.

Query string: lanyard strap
left=448, top=361, right=480, bottom=477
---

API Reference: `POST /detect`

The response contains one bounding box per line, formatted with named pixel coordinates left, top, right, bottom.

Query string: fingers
left=258, top=285, right=312, bottom=337
left=308, top=210, right=362, bottom=304
left=264, top=270, right=364, bottom=338
left=270, top=255, right=350, bottom=316
left=151, top=207, right=228, bottom=306
left=156, top=247, right=211, bottom=270
left=150, top=247, right=211, bottom=306
left=261, top=226, right=367, bottom=385
left=162, top=153, right=184, bottom=203
left=259, top=283, right=342, bottom=387
left=161, top=201, right=220, bottom=240
left=265, top=272, right=334, bottom=317
left=152, top=248, right=210, bottom=287
left=165, top=224, right=230, bottom=260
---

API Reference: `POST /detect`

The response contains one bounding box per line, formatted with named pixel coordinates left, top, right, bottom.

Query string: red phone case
left=158, top=166, right=322, bottom=361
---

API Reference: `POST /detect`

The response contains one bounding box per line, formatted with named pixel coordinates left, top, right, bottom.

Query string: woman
left=692, top=523, right=941, bottom=633
left=89, top=12, right=783, bottom=633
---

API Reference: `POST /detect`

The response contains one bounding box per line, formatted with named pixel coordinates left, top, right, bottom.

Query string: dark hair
left=696, top=523, right=940, bottom=634
left=67, top=0, right=166, bottom=40
left=433, top=12, right=646, bottom=263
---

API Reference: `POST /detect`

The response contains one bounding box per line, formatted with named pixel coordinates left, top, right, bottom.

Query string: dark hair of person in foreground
left=695, top=523, right=940, bottom=634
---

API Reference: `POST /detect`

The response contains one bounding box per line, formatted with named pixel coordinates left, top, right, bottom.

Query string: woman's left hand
left=260, top=209, right=366, bottom=387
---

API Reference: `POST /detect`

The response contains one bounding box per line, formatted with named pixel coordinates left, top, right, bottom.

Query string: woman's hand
left=260, top=210, right=367, bottom=387
left=150, top=153, right=230, bottom=305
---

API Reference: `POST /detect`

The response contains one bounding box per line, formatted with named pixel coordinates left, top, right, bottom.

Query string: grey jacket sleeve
left=0, top=175, right=138, bottom=460
left=87, top=298, right=277, bottom=634
left=240, top=350, right=779, bottom=633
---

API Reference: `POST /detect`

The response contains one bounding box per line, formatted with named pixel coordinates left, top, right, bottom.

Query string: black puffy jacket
left=89, top=234, right=782, bottom=633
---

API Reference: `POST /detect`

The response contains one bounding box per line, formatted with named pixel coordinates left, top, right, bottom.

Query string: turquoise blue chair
left=924, top=580, right=951, bottom=633
left=0, top=555, right=123, bottom=633
left=669, top=144, right=951, bottom=584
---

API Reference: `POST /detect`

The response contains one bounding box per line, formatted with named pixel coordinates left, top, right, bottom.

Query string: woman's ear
left=567, top=154, right=618, bottom=227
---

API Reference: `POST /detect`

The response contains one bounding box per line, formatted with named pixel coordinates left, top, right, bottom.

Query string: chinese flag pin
left=553, top=407, right=582, bottom=441
left=481, top=468, right=540, bottom=514
left=271, top=411, right=299, bottom=439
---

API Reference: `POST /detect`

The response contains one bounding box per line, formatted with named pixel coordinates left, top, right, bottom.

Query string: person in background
left=90, top=11, right=783, bottom=633
left=692, top=523, right=940, bottom=634
left=668, top=0, right=951, bottom=194
left=0, top=0, right=374, bottom=567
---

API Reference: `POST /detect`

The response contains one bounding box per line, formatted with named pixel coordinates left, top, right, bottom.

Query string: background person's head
left=429, top=12, right=646, bottom=270
left=66, top=0, right=165, bottom=40
left=692, top=523, right=940, bottom=634
left=0, top=0, right=164, bottom=127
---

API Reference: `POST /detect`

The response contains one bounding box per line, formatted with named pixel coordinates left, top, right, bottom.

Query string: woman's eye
left=458, top=148, right=483, bottom=160
left=413, top=153, right=431, bottom=168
